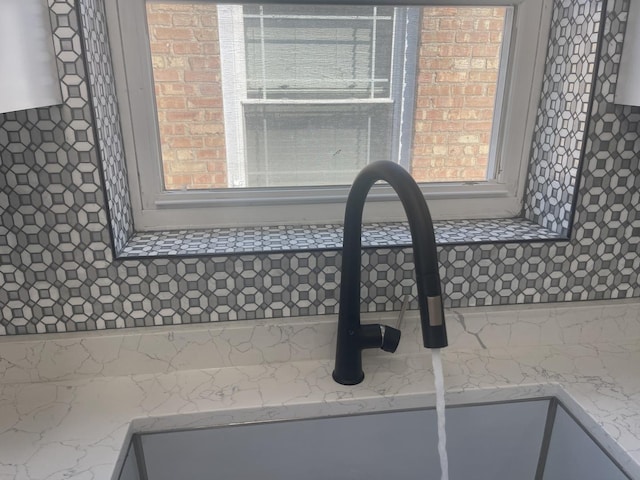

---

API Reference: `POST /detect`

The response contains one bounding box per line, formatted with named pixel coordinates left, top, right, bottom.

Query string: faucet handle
left=378, top=295, right=409, bottom=353
left=380, top=325, right=401, bottom=353
left=395, top=294, right=411, bottom=331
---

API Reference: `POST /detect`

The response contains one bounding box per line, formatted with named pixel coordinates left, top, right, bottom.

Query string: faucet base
left=333, top=323, right=400, bottom=385
left=332, top=369, right=365, bottom=386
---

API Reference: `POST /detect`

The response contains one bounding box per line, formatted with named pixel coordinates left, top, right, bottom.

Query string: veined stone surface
left=0, top=300, right=639, bottom=479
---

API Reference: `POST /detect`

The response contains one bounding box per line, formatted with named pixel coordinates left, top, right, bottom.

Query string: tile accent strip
left=524, top=0, right=603, bottom=235
left=78, top=0, right=133, bottom=252
left=120, top=218, right=561, bottom=258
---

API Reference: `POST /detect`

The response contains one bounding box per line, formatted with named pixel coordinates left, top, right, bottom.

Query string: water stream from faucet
left=432, top=349, right=449, bottom=480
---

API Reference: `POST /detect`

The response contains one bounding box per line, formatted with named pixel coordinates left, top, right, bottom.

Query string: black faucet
left=332, top=161, right=448, bottom=385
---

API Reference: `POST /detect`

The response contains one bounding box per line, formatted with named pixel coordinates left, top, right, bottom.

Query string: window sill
left=116, top=217, right=565, bottom=259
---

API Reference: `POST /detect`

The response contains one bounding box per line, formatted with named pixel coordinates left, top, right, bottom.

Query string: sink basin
left=118, top=397, right=631, bottom=480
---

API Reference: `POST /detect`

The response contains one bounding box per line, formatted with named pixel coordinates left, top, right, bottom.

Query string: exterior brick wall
left=410, top=7, right=505, bottom=182
left=146, top=6, right=504, bottom=188
left=146, top=3, right=227, bottom=189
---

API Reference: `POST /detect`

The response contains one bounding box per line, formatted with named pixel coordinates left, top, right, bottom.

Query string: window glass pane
left=245, top=104, right=393, bottom=186
left=411, top=7, right=505, bottom=183
left=146, top=2, right=228, bottom=190
left=243, top=6, right=394, bottom=100
left=145, top=3, right=506, bottom=191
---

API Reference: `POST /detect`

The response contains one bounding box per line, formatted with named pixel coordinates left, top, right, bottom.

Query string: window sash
left=219, top=5, right=414, bottom=189
left=242, top=6, right=396, bottom=99
left=106, top=0, right=552, bottom=230
left=242, top=103, right=395, bottom=187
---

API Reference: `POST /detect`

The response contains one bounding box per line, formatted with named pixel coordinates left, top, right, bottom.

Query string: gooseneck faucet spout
left=333, top=161, right=448, bottom=385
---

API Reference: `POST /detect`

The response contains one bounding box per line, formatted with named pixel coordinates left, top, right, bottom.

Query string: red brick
left=198, top=84, right=222, bottom=96
left=149, top=41, right=171, bottom=54
left=167, top=136, right=203, bottom=148
left=438, top=45, right=472, bottom=57
left=172, top=14, right=197, bottom=26
left=195, top=149, right=222, bottom=160
left=152, top=69, right=181, bottom=82
left=421, top=31, right=456, bottom=43
left=159, top=83, right=197, bottom=96
left=433, top=96, right=465, bottom=108
left=187, top=97, right=222, bottom=108
left=203, top=111, right=224, bottom=122
left=200, top=15, right=219, bottom=27
left=471, top=45, right=501, bottom=57
left=164, top=175, right=193, bottom=188
left=417, top=84, right=451, bottom=96
left=184, top=71, right=217, bottom=83
left=157, top=97, right=186, bottom=109
left=447, top=109, right=479, bottom=120
left=152, top=27, right=194, bottom=40
left=419, top=58, right=455, bottom=70
left=431, top=121, right=465, bottom=132
left=189, top=124, right=224, bottom=135
left=436, top=71, right=468, bottom=83
left=165, top=111, right=201, bottom=122
left=203, top=43, right=221, bottom=55
left=204, top=136, right=226, bottom=148
left=436, top=18, right=461, bottom=30
left=193, top=29, right=219, bottom=42
left=456, top=31, right=490, bottom=43
left=146, top=13, right=171, bottom=26
left=172, top=42, right=203, bottom=55
left=451, top=85, right=484, bottom=96
left=468, top=71, right=499, bottom=83
left=189, top=56, right=220, bottom=70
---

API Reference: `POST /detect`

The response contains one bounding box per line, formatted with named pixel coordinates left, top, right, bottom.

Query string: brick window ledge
left=115, top=217, right=564, bottom=259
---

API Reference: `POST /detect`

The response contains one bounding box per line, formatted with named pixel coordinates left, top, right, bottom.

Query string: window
left=106, top=0, right=552, bottom=230
left=221, top=5, right=405, bottom=188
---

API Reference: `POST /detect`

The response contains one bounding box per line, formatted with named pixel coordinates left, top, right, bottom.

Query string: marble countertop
left=0, top=299, right=639, bottom=480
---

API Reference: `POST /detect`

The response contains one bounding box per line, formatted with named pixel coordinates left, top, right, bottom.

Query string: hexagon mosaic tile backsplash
left=0, top=0, right=639, bottom=335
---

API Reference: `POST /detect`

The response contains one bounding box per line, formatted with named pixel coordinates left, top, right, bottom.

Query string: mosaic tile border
left=524, top=0, right=603, bottom=235
left=78, top=0, right=133, bottom=253
left=120, top=219, right=562, bottom=258
left=92, top=0, right=572, bottom=259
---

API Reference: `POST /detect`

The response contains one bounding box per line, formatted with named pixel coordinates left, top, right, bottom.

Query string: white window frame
left=106, top=0, right=553, bottom=231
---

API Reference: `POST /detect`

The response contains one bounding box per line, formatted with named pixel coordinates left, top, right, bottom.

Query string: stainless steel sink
left=118, top=397, right=631, bottom=480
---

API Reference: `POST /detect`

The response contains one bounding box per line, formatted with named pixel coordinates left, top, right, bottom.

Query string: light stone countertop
left=0, top=299, right=639, bottom=480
